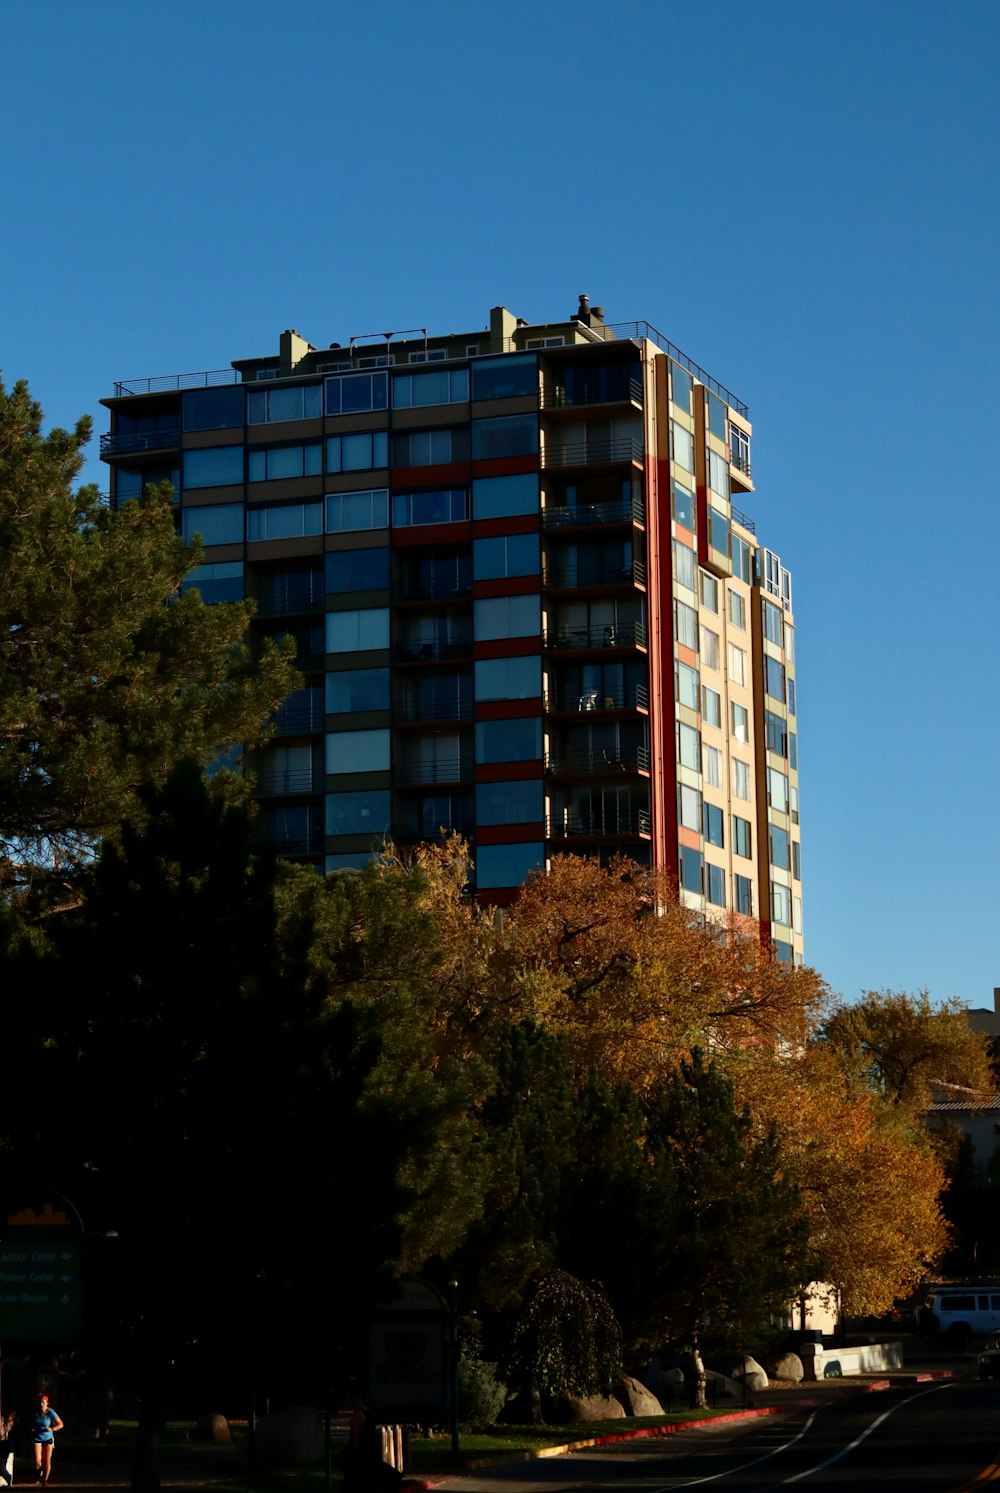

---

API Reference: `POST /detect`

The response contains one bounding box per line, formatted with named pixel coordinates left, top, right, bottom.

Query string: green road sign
left=0, top=1240, right=82, bottom=1339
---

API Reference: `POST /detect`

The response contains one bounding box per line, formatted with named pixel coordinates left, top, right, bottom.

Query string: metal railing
left=395, top=636, right=472, bottom=662
left=544, top=682, right=649, bottom=712
left=396, top=694, right=473, bottom=723
left=273, top=693, right=324, bottom=735
left=547, top=622, right=648, bottom=650
left=398, top=577, right=472, bottom=602
left=540, top=496, right=644, bottom=528
left=541, top=436, right=644, bottom=469
left=259, top=827, right=323, bottom=855
left=396, top=758, right=470, bottom=785
left=256, top=578, right=324, bottom=617
left=539, top=377, right=644, bottom=410
left=257, top=767, right=314, bottom=796
left=546, top=809, right=651, bottom=838
left=545, top=558, right=646, bottom=589
left=113, top=369, right=242, bottom=397
left=100, top=427, right=181, bottom=456
left=730, top=503, right=756, bottom=535
left=545, top=747, right=650, bottom=774
left=605, top=322, right=748, bottom=417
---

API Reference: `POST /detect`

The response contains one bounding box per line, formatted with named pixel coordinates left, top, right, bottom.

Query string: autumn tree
left=820, top=989, right=992, bottom=1111
left=502, top=1270, right=622, bottom=1424
left=0, top=376, right=297, bottom=901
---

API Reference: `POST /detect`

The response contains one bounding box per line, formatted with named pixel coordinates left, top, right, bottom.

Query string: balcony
left=546, top=808, right=651, bottom=839
left=398, top=575, right=472, bottom=603
left=545, top=747, right=650, bottom=775
left=100, top=427, right=181, bottom=457
left=542, top=436, right=644, bottom=469
left=539, top=376, right=643, bottom=411
left=257, top=766, right=314, bottom=796
left=546, top=622, right=648, bottom=651
left=544, top=682, right=649, bottom=713
left=540, top=496, right=644, bottom=529
left=396, top=693, right=473, bottom=724
left=395, top=635, right=472, bottom=663
left=256, top=575, right=324, bottom=617
left=544, top=557, right=646, bottom=590
left=273, top=690, right=324, bottom=736
left=396, top=757, right=472, bottom=786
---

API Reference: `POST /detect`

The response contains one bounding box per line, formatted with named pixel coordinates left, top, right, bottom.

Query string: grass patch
left=407, top=1412, right=729, bottom=1474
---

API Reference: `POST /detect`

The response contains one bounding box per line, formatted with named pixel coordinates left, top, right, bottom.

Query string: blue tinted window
left=248, top=383, right=322, bottom=423
left=325, top=372, right=388, bottom=416
left=248, top=444, right=322, bottom=482
left=326, top=490, right=389, bottom=532
left=472, top=472, right=539, bottom=519
left=475, top=655, right=541, bottom=701
left=183, top=447, right=243, bottom=489
left=325, top=790, right=391, bottom=837
left=673, top=481, right=693, bottom=529
left=181, top=561, right=244, bottom=603
left=703, top=803, right=724, bottom=847
left=183, top=386, right=245, bottom=431
left=393, top=368, right=468, bottom=408
left=392, top=489, right=468, bottom=526
left=181, top=504, right=243, bottom=544
left=474, top=595, right=540, bottom=640
left=327, top=431, right=388, bottom=473
left=475, top=779, right=543, bottom=826
left=475, top=841, right=543, bottom=889
left=470, top=354, right=537, bottom=401
left=325, top=548, right=390, bottom=592
left=671, top=362, right=692, bottom=413
left=680, top=846, right=703, bottom=893
left=325, top=668, right=390, bottom=714
left=247, top=503, right=322, bottom=541
left=765, top=656, right=785, bottom=703
left=707, top=863, right=726, bottom=907
left=473, top=533, right=539, bottom=579
left=707, top=391, right=727, bottom=442
left=709, top=507, right=729, bottom=554
left=735, top=874, right=753, bottom=916
left=475, top=717, right=542, bottom=763
left=471, top=414, right=538, bottom=460
left=769, top=826, right=790, bottom=870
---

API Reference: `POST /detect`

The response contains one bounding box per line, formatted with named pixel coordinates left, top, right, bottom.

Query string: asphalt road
left=437, top=1381, right=1000, bottom=1493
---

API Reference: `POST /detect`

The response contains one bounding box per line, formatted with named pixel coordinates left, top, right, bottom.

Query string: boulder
left=734, top=1356, right=769, bottom=1393
left=252, top=1405, right=324, bottom=1463
left=614, top=1376, right=663, bottom=1417
left=765, top=1352, right=804, bottom=1383
left=639, top=1364, right=684, bottom=1403
left=557, top=1392, right=626, bottom=1422
left=193, top=1413, right=231, bottom=1444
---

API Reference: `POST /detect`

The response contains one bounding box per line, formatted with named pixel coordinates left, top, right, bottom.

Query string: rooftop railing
left=113, top=369, right=241, bottom=397
left=604, top=323, right=748, bottom=417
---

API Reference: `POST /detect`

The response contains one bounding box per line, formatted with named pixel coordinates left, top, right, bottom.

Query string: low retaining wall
left=800, top=1340, right=904, bottom=1380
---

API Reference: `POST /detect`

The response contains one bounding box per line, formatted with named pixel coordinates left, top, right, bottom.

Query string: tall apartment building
left=100, top=296, right=802, bottom=961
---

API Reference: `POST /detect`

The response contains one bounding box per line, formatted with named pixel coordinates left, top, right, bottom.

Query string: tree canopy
left=0, top=376, right=297, bottom=900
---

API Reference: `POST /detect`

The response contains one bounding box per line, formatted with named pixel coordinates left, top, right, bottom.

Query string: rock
left=614, top=1376, right=663, bottom=1417
left=252, top=1405, right=324, bottom=1463
left=734, top=1356, right=769, bottom=1392
left=639, top=1364, right=684, bottom=1403
left=557, top=1392, right=626, bottom=1422
left=765, top=1352, right=804, bottom=1383
left=193, top=1413, right=231, bottom=1444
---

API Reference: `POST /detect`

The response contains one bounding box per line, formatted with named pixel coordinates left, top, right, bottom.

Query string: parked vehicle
left=978, top=1336, right=1000, bottom=1380
left=919, top=1286, right=1000, bottom=1340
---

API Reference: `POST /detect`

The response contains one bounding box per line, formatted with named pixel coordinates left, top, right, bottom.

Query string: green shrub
left=457, top=1341, right=507, bottom=1430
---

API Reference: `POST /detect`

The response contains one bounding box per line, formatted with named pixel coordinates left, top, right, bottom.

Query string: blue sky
left=3, top=0, right=997, bottom=1007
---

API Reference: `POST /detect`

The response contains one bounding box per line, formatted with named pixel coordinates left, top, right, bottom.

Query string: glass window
left=700, top=626, right=720, bottom=670
left=326, top=852, right=377, bottom=873
left=471, top=414, right=538, bottom=460
left=676, top=661, right=699, bottom=711
left=115, top=464, right=181, bottom=504
left=476, top=779, right=543, bottom=825
left=733, top=816, right=752, bottom=859
left=180, top=560, right=243, bottom=603
left=764, top=600, right=784, bottom=646
left=707, top=391, right=727, bottom=442
left=700, top=572, right=719, bottom=612
left=325, top=548, right=390, bottom=592
left=181, top=503, right=243, bottom=544
left=327, top=431, right=388, bottom=473
left=471, top=353, right=537, bottom=401
left=326, top=490, right=389, bottom=533
left=248, top=443, right=322, bottom=482
left=392, top=428, right=469, bottom=466
left=707, top=863, right=726, bottom=907
left=393, top=368, right=469, bottom=408
left=770, top=825, right=790, bottom=870
left=675, top=600, right=697, bottom=650
left=472, top=472, right=538, bottom=518
left=474, top=533, right=539, bottom=579
left=673, top=541, right=696, bottom=592
left=731, top=532, right=752, bottom=583
left=325, top=371, right=388, bottom=416
left=766, top=711, right=787, bottom=756
left=679, top=783, right=701, bottom=830
left=182, top=447, right=243, bottom=489
left=728, top=590, right=746, bottom=629
left=766, top=656, right=786, bottom=703
left=732, top=702, right=749, bottom=743
left=326, top=608, right=390, bottom=654
left=326, top=789, right=391, bottom=837
left=728, top=642, right=746, bottom=687
left=768, top=767, right=789, bottom=813
left=703, top=802, right=724, bottom=847
left=475, top=716, right=542, bottom=763
left=732, top=757, right=750, bottom=799
left=735, top=874, right=753, bottom=915
left=680, top=845, right=703, bottom=894
left=709, top=507, right=729, bottom=555
left=788, top=678, right=796, bottom=717
left=325, top=667, right=390, bottom=714
left=671, top=362, right=692, bottom=414
left=474, top=594, right=541, bottom=640
left=247, top=502, right=322, bottom=541
left=708, top=449, right=729, bottom=500
left=392, top=489, right=468, bottom=526
left=789, top=730, right=798, bottom=770
left=475, top=655, right=542, bottom=701
left=678, top=721, right=700, bottom=771
left=792, top=839, right=801, bottom=881
left=672, top=481, right=694, bottom=529
left=248, top=383, right=322, bottom=424
left=702, top=685, right=722, bottom=728
left=702, top=743, right=721, bottom=787
left=184, top=386, right=245, bottom=431
left=326, top=728, right=390, bottom=775
left=476, top=841, right=543, bottom=890
left=771, top=881, right=791, bottom=925
left=671, top=421, right=694, bottom=472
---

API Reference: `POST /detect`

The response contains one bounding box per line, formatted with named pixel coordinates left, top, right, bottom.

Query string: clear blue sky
left=3, top=0, right=997, bottom=1007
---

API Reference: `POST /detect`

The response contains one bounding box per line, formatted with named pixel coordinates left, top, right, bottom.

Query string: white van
left=920, top=1286, right=1000, bottom=1338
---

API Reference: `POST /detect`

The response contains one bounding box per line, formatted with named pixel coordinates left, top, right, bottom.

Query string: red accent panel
left=474, top=637, right=541, bottom=660
left=392, top=522, right=472, bottom=548
left=476, top=823, right=545, bottom=846
left=473, top=576, right=540, bottom=599
left=470, top=455, right=538, bottom=480
left=472, top=515, right=540, bottom=538
left=476, top=762, right=542, bottom=783
left=391, top=461, right=471, bottom=488
left=475, top=700, right=542, bottom=720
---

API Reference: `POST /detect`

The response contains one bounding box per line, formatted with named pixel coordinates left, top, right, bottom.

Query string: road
left=438, top=1381, right=1000, bottom=1492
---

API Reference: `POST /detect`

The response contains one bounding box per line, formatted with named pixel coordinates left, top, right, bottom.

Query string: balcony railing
left=396, top=695, right=472, bottom=724
left=545, top=747, right=650, bottom=775
left=398, top=577, right=472, bottom=602
left=100, top=427, right=182, bottom=457
left=395, top=636, right=472, bottom=662
left=730, top=503, right=756, bottom=535
left=544, top=682, right=649, bottom=712
left=273, top=692, right=324, bottom=735
left=257, top=767, right=314, bottom=796
left=256, top=577, right=324, bottom=617
left=539, top=377, right=643, bottom=410
left=545, top=558, right=646, bottom=589
left=604, top=322, right=749, bottom=418
left=396, top=758, right=471, bottom=785
left=397, top=819, right=475, bottom=844
left=542, top=437, right=644, bottom=469
left=540, top=496, right=644, bottom=528
left=546, top=622, right=648, bottom=650
left=546, top=808, right=651, bottom=839
left=113, top=369, right=242, bottom=397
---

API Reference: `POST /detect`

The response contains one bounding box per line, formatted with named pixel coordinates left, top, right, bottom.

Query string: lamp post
left=448, top=1280, right=459, bottom=1459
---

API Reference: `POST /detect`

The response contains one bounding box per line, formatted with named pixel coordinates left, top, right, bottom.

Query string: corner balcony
left=544, top=681, right=649, bottom=714
left=540, top=495, right=645, bottom=529
left=541, top=436, right=644, bottom=470
left=100, top=427, right=181, bottom=458
left=395, top=757, right=473, bottom=786
left=546, top=808, right=651, bottom=840
left=544, top=556, right=646, bottom=591
left=545, top=747, right=650, bottom=776
left=545, top=621, right=648, bottom=652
